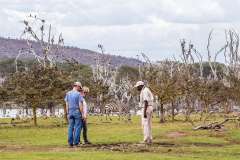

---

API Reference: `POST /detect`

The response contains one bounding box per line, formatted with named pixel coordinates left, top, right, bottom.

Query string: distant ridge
left=0, top=37, right=141, bottom=67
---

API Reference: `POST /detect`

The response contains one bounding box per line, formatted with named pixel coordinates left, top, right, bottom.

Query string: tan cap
left=74, top=82, right=82, bottom=88
left=134, top=81, right=144, bottom=88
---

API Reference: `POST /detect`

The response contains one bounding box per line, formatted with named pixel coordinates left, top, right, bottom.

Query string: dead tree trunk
left=160, top=102, right=165, bottom=123
left=171, top=101, right=175, bottom=121
left=32, top=105, right=37, bottom=126
left=63, top=103, right=68, bottom=124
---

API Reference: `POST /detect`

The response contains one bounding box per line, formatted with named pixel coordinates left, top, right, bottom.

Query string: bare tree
left=16, top=14, right=64, bottom=71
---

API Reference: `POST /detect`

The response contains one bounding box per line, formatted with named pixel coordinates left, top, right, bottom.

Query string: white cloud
left=0, top=0, right=240, bottom=61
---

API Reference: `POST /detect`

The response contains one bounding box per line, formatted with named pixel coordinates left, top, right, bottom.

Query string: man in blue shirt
left=65, top=82, right=83, bottom=147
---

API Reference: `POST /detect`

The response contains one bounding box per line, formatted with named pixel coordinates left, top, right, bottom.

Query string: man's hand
left=144, top=100, right=148, bottom=119
left=82, top=116, right=87, bottom=123
left=144, top=112, right=147, bottom=118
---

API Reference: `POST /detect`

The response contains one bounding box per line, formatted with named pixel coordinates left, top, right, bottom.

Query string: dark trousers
left=82, top=119, right=89, bottom=142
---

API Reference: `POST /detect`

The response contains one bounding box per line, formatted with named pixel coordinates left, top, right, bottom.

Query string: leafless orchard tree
left=180, top=29, right=240, bottom=130
left=137, top=30, right=239, bottom=125
left=16, top=14, right=64, bottom=71
left=92, top=45, right=135, bottom=121
left=207, top=30, right=228, bottom=80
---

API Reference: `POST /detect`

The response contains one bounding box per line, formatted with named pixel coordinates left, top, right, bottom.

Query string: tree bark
left=160, top=102, right=164, bottom=123
left=63, top=104, right=68, bottom=124
left=32, top=105, right=37, bottom=126
left=156, top=105, right=160, bottom=118
left=171, top=101, right=175, bottom=121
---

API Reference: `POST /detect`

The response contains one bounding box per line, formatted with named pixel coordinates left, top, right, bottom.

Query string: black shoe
left=69, top=144, right=74, bottom=148
left=84, top=141, right=92, bottom=145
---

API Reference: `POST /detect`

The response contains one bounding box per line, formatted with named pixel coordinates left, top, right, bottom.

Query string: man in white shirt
left=135, top=81, right=154, bottom=144
left=80, top=86, right=91, bottom=144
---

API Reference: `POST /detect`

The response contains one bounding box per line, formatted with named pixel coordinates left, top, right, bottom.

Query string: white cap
left=134, top=81, right=144, bottom=88
left=74, top=82, right=82, bottom=88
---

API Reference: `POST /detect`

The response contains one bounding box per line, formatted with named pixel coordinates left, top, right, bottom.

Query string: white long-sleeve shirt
left=82, top=98, right=88, bottom=118
left=140, top=87, right=154, bottom=108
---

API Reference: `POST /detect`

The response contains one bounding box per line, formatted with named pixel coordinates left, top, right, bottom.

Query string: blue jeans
left=68, top=110, right=82, bottom=145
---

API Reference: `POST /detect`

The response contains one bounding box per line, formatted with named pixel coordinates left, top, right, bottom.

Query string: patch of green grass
left=1, top=151, right=240, bottom=160
left=227, top=129, right=240, bottom=142
left=0, top=126, right=67, bottom=146
left=1, top=116, right=240, bottom=160
left=177, top=135, right=229, bottom=145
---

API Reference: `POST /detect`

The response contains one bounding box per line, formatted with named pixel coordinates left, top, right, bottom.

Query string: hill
left=0, top=37, right=140, bottom=67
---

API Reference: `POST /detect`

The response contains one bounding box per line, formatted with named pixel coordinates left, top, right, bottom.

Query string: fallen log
left=193, top=118, right=240, bottom=130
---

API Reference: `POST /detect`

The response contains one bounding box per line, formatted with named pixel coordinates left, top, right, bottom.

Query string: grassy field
left=0, top=115, right=240, bottom=160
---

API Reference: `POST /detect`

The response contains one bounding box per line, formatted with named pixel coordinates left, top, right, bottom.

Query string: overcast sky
left=0, top=0, right=240, bottom=61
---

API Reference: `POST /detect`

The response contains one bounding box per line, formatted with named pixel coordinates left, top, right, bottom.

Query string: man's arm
left=64, top=93, right=68, bottom=115
left=79, top=101, right=83, bottom=115
left=83, top=101, right=88, bottom=120
left=78, top=94, right=84, bottom=115
left=144, top=100, right=148, bottom=118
